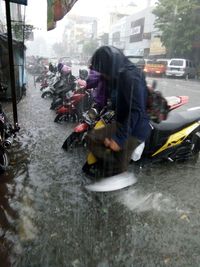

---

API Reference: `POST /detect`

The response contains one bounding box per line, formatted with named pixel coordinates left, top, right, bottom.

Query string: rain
left=0, top=0, right=200, bottom=266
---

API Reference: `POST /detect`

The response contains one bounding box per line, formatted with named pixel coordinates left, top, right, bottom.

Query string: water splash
left=18, top=186, right=38, bottom=241
left=118, top=188, right=188, bottom=214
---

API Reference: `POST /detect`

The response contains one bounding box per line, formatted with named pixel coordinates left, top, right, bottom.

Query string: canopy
left=47, top=0, right=78, bottom=30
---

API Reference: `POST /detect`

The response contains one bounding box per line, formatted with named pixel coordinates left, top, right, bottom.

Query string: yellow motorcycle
left=83, top=97, right=200, bottom=191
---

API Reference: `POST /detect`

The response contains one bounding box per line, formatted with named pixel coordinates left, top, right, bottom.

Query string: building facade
left=109, top=7, right=166, bottom=58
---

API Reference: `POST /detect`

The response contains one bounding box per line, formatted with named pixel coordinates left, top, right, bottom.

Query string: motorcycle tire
left=191, top=133, right=200, bottom=161
left=50, top=99, right=62, bottom=110
left=41, top=91, right=52, bottom=98
left=62, top=132, right=78, bottom=151
left=0, top=147, right=9, bottom=174
left=35, top=77, right=42, bottom=83
left=54, top=114, right=69, bottom=123
left=40, top=86, right=47, bottom=91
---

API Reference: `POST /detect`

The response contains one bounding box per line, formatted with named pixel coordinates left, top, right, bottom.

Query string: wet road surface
left=0, top=75, right=200, bottom=267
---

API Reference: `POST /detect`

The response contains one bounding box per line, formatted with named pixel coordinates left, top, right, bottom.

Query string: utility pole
left=4, top=0, right=27, bottom=130
left=5, top=0, right=19, bottom=130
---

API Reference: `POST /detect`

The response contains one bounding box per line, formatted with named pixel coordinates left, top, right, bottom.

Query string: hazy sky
left=25, top=0, right=157, bottom=56
left=25, top=0, right=156, bottom=29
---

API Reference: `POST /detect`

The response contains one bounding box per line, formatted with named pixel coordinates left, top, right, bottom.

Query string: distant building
left=62, top=16, right=98, bottom=58
left=97, top=3, right=138, bottom=46
left=109, top=6, right=166, bottom=58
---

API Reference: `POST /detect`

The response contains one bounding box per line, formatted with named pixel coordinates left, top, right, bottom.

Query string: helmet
left=61, top=65, right=71, bottom=75
left=79, top=69, right=88, bottom=80
left=57, top=62, right=64, bottom=72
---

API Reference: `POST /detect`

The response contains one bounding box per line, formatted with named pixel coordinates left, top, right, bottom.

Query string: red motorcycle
left=54, top=88, right=93, bottom=123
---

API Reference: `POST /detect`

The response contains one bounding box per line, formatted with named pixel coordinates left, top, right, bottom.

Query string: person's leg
left=85, top=122, right=117, bottom=162
left=102, top=136, right=140, bottom=176
left=85, top=122, right=140, bottom=177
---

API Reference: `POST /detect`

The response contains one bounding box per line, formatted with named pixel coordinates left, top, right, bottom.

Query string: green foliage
left=153, top=0, right=200, bottom=58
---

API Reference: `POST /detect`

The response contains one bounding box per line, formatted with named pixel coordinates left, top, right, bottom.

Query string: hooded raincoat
left=90, top=46, right=151, bottom=147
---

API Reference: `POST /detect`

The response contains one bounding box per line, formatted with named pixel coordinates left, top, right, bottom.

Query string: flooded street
left=1, top=75, right=200, bottom=267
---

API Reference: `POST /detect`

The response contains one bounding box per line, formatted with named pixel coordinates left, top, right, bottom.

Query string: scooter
left=50, top=71, right=88, bottom=110
left=54, top=88, right=93, bottom=123
left=39, top=71, right=56, bottom=91
left=62, top=95, right=189, bottom=151
left=41, top=73, right=61, bottom=98
left=41, top=73, right=76, bottom=99
left=0, top=104, right=18, bottom=174
left=82, top=97, right=200, bottom=192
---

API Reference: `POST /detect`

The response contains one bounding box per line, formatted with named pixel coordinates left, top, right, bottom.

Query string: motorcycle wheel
left=50, top=99, right=62, bottom=110
left=40, top=86, right=47, bottom=91
left=191, top=134, right=200, bottom=161
left=0, top=147, right=9, bottom=174
left=62, top=132, right=78, bottom=150
left=41, top=91, right=52, bottom=98
left=54, top=113, right=69, bottom=123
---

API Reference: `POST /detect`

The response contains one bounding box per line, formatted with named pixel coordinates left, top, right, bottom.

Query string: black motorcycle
left=0, top=104, right=17, bottom=174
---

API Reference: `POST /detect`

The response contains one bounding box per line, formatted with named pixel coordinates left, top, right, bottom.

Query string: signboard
left=130, top=26, right=141, bottom=36
left=9, top=0, right=27, bottom=5
left=130, top=18, right=145, bottom=43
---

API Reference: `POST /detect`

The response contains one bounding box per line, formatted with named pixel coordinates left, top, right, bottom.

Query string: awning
left=47, top=0, right=79, bottom=31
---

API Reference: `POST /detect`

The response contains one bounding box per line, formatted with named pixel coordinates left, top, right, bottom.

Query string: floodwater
left=1, top=75, right=200, bottom=267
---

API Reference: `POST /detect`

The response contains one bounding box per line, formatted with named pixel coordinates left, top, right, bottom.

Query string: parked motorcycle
left=39, top=71, right=56, bottom=91
left=50, top=70, right=88, bottom=110
left=62, top=107, right=100, bottom=150
left=82, top=100, right=200, bottom=178
left=41, top=73, right=76, bottom=99
left=54, top=88, right=93, bottom=123
left=0, top=104, right=17, bottom=174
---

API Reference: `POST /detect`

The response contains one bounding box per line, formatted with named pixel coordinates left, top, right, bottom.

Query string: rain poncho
left=90, top=46, right=151, bottom=147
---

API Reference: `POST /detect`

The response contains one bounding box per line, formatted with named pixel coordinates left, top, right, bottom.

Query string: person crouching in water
left=84, top=46, right=152, bottom=178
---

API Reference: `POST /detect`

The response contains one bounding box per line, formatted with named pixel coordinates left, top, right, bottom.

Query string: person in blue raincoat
left=84, top=46, right=152, bottom=178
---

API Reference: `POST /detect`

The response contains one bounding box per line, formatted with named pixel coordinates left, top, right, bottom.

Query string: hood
left=90, top=46, right=131, bottom=79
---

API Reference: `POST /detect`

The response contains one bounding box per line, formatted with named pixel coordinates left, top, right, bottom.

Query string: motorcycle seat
left=152, top=109, right=200, bottom=133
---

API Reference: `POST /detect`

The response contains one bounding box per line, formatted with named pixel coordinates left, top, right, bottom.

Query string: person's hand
left=104, top=138, right=121, bottom=152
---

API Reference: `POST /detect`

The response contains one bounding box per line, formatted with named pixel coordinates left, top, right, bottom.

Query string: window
left=169, top=60, right=184, bottom=66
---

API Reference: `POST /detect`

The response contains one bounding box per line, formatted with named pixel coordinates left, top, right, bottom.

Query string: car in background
left=143, top=59, right=169, bottom=77
left=166, top=58, right=197, bottom=79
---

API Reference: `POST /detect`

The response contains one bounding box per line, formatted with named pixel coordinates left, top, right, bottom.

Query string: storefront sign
left=130, top=18, right=145, bottom=43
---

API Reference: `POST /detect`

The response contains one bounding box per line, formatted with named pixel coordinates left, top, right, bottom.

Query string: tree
left=153, top=0, right=200, bottom=59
